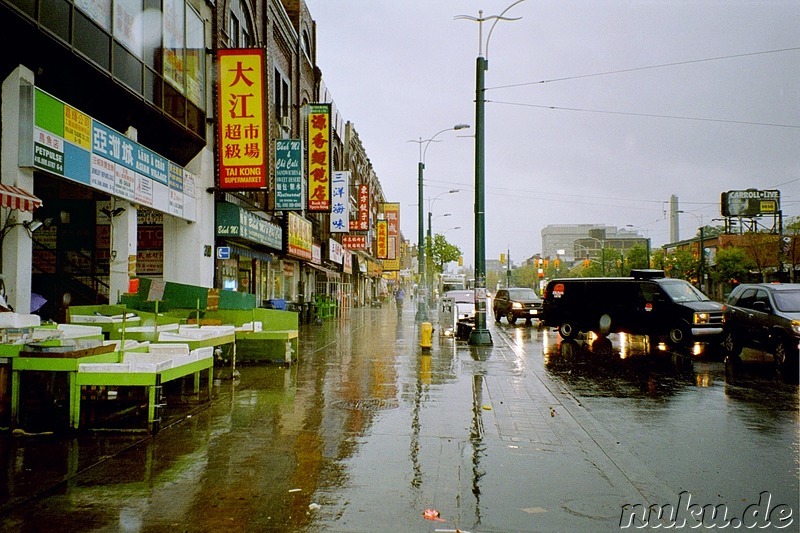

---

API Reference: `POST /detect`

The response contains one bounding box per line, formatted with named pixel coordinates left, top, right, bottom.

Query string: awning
left=0, top=184, right=42, bottom=212
left=305, top=263, right=341, bottom=278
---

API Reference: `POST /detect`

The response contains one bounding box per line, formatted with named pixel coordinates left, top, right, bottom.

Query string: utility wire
left=488, top=100, right=800, bottom=129
left=487, top=47, right=800, bottom=91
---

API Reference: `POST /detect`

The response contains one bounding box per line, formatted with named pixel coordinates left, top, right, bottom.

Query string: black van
left=541, top=270, right=725, bottom=346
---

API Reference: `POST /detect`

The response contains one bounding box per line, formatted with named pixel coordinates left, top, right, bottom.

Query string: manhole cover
left=331, top=398, right=399, bottom=411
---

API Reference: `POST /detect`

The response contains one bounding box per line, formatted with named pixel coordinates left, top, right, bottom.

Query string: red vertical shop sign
left=306, top=104, right=331, bottom=211
left=217, top=49, right=267, bottom=189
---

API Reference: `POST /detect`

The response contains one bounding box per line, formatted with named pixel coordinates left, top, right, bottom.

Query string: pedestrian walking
left=394, top=287, right=405, bottom=316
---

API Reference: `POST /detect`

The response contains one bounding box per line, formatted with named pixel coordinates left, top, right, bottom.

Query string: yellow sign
left=217, top=49, right=266, bottom=189
left=307, top=104, right=331, bottom=211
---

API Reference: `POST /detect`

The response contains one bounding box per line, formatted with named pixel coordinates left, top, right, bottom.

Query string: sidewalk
left=0, top=304, right=670, bottom=531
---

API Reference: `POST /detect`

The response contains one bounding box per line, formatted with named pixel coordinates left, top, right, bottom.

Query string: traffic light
left=500, top=253, right=506, bottom=265
left=458, top=256, right=463, bottom=266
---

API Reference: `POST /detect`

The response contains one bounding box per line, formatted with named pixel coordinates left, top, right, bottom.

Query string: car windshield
left=508, top=289, right=539, bottom=300
left=660, top=280, right=710, bottom=302
left=774, top=289, right=800, bottom=312
left=446, top=290, right=474, bottom=303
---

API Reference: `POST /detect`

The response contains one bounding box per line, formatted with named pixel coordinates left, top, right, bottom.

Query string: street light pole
left=410, top=127, right=469, bottom=322
left=678, top=210, right=705, bottom=292
left=427, top=211, right=452, bottom=303
left=458, top=1, right=525, bottom=346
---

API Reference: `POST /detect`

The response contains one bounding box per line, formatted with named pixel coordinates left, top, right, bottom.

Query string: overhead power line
left=487, top=47, right=800, bottom=91
left=488, top=100, right=800, bottom=129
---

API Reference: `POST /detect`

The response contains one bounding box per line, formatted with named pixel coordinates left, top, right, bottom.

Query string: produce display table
left=10, top=344, right=119, bottom=429
left=234, top=329, right=298, bottom=364
left=76, top=345, right=214, bottom=431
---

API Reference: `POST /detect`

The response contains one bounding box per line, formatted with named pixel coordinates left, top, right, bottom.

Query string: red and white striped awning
left=0, top=184, right=42, bottom=212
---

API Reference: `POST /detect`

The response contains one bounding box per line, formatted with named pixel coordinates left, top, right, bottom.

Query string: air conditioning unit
left=281, top=115, right=291, bottom=131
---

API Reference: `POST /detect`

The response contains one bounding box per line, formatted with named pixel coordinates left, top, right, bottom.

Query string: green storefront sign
left=216, top=203, right=282, bottom=250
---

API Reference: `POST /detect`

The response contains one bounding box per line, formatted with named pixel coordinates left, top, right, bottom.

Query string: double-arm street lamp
left=458, top=0, right=526, bottom=345
left=427, top=212, right=452, bottom=300
left=677, top=210, right=706, bottom=292
left=410, top=126, right=470, bottom=322
left=625, top=224, right=651, bottom=268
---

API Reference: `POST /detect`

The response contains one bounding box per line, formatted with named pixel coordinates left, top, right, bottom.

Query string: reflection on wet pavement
left=0, top=307, right=797, bottom=531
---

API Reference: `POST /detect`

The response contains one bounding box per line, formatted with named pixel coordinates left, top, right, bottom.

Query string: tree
left=737, top=232, right=779, bottom=282
left=711, top=246, right=754, bottom=290
left=664, top=249, right=696, bottom=282
left=430, top=234, right=461, bottom=275
left=783, top=216, right=800, bottom=282
left=625, top=244, right=650, bottom=272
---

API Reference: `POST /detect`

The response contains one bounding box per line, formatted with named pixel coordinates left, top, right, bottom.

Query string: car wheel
left=724, top=353, right=742, bottom=381
left=559, top=322, right=578, bottom=340
left=720, top=330, right=742, bottom=357
left=506, top=311, right=517, bottom=325
left=493, top=308, right=501, bottom=323
left=773, top=336, right=798, bottom=374
left=668, top=322, right=690, bottom=346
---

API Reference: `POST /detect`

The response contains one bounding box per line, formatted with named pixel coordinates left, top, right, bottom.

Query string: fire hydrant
left=420, top=322, right=433, bottom=352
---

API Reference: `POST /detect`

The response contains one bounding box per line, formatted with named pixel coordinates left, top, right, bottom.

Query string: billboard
left=721, top=190, right=780, bottom=217
left=307, top=104, right=331, bottom=211
left=217, top=49, right=267, bottom=189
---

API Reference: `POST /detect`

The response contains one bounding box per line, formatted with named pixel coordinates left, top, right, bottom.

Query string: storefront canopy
left=0, top=184, right=42, bottom=212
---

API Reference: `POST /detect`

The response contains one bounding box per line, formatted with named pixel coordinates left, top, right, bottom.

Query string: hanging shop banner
left=342, top=235, right=367, bottom=250
left=217, top=48, right=267, bottom=189
left=376, top=219, right=388, bottom=259
left=350, top=183, right=369, bottom=231
left=216, top=202, right=282, bottom=249
left=382, top=202, right=400, bottom=271
left=330, top=171, right=350, bottom=232
left=306, top=103, right=331, bottom=211
left=27, top=87, right=196, bottom=221
left=286, top=211, right=313, bottom=260
left=343, top=252, right=353, bottom=274
left=329, top=238, right=344, bottom=264
left=275, top=139, right=303, bottom=210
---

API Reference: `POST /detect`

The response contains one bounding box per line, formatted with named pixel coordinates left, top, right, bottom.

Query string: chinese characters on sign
left=275, top=139, right=303, bottom=210
left=342, top=235, right=367, bottom=250
left=376, top=220, right=388, bottom=259
left=218, top=49, right=266, bottom=189
left=287, top=211, right=313, bottom=260
left=382, top=202, right=400, bottom=271
left=350, top=183, right=369, bottom=231
left=330, top=171, right=350, bottom=232
left=306, top=104, right=331, bottom=211
left=31, top=87, right=196, bottom=221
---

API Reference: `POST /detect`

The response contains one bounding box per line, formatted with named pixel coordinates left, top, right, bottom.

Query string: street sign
left=217, top=246, right=231, bottom=260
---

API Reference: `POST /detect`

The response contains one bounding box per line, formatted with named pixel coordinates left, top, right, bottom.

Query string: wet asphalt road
left=0, top=303, right=797, bottom=532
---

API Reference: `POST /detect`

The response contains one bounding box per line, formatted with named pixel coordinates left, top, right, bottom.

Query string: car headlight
left=512, top=302, right=522, bottom=309
left=693, top=312, right=710, bottom=325
left=791, top=320, right=800, bottom=336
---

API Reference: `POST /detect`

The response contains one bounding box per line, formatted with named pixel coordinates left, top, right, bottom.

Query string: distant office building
left=541, top=224, right=646, bottom=263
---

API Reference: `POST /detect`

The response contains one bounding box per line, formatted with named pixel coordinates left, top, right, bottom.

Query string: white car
left=445, top=290, right=476, bottom=322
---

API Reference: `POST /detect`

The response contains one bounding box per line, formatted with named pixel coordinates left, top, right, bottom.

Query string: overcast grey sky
left=305, top=0, right=799, bottom=265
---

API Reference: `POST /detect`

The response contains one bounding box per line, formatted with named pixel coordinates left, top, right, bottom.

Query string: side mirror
left=751, top=301, right=769, bottom=312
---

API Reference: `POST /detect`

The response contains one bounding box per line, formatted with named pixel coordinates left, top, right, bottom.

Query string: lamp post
left=410, top=126, right=470, bottom=322
left=583, top=236, right=606, bottom=276
left=427, top=212, right=452, bottom=303
left=457, top=0, right=525, bottom=346
left=625, top=224, right=651, bottom=268
left=678, top=211, right=705, bottom=292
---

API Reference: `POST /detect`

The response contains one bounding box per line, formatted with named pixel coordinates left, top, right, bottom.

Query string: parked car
left=541, top=269, right=725, bottom=347
left=493, top=288, right=543, bottom=325
left=720, top=283, right=800, bottom=373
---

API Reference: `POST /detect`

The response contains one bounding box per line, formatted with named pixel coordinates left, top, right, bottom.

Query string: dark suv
left=493, top=288, right=543, bottom=325
left=721, top=283, right=800, bottom=373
